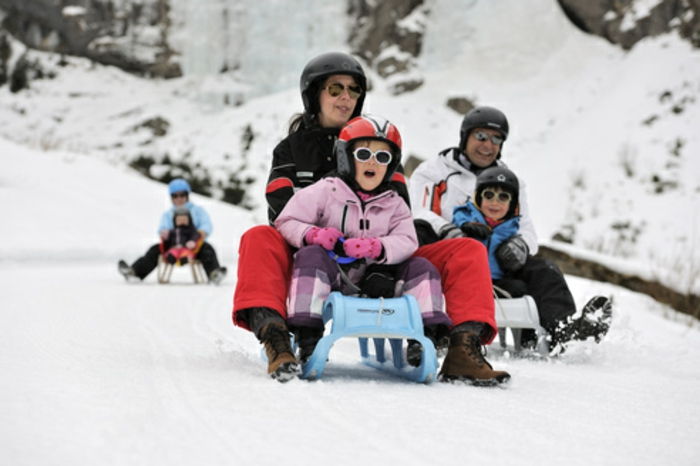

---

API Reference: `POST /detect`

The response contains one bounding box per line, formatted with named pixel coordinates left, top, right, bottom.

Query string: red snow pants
left=414, top=238, right=497, bottom=344
left=232, top=225, right=292, bottom=331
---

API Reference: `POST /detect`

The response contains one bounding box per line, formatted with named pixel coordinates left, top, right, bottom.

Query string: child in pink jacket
left=275, top=115, right=451, bottom=364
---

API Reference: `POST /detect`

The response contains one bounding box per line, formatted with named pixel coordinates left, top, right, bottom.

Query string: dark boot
left=407, top=324, right=449, bottom=367
left=117, top=260, right=136, bottom=281
left=439, top=324, right=510, bottom=386
left=291, top=326, right=324, bottom=364
left=551, top=296, right=613, bottom=353
left=243, top=307, right=299, bottom=382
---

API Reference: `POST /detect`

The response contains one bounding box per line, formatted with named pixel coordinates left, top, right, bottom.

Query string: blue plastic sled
left=301, top=292, right=438, bottom=383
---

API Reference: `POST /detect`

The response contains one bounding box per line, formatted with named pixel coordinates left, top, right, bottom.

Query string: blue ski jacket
left=452, top=201, right=520, bottom=279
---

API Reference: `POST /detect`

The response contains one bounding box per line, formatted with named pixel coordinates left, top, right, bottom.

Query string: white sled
left=493, top=295, right=549, bottom=356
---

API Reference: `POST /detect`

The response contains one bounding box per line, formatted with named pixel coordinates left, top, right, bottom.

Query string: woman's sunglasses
left=482, top=190, right=512, bottom=203
left=171, top=191, right=188, bottom=199
left=473, top=131, right=504, bottom=146
left=324, top=82, right=363, bottom=100
left=353, top=148, right=392, bottom=165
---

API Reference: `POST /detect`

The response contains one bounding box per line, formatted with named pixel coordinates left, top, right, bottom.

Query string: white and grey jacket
left=408, top=147, right=538, bottom=254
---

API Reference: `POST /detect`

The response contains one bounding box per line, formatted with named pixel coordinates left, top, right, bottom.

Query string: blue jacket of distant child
left=452, top=201, right=520, bottom=279
left=158, top=202, right=213, bottom=237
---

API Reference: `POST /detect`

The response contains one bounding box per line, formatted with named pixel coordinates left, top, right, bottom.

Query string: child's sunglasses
left=353, top=148, right=393, bottom=165
left=482, top=190, right=512, bottom=203
left=324, top=82, right=363, bottom=100
left=473, top=130, right=504, bottom=146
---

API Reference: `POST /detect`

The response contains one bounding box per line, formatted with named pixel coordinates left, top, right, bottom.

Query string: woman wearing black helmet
left=232, top=52, right=410, bottom=382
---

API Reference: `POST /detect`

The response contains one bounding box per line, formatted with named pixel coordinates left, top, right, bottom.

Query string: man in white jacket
left=410, top=106, right=612, bottom=354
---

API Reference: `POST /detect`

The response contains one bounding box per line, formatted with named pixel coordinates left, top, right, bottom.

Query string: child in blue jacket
left=452, top=166, right=521, bottom=283
left=453, top=166, right=612, bottom=353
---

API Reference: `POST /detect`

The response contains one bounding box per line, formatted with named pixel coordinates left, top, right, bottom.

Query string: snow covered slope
left=2, top=136, right=699, bottom=465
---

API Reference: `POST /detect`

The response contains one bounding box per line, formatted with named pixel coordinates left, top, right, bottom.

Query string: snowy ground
left=2, top=137, right=700, bottom=466
left=2, top=1, right=700, bottom=463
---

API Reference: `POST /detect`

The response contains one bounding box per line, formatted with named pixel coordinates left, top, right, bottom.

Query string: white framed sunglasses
left=482, top=189, right=512, bottom=203
left=353, top=147, right=393, bottom=165
left=473, top=130, right=504, bottom=146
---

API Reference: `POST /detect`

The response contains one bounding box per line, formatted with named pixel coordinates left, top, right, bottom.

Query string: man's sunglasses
left=482, top=189, right=512, bottom=203
left=171, top=191, right=188, bottom=199
left=324, top=82, right=363, bottom=100
left=473, top=131, right=504, bottom=146
left=353, top=148, right=392, bottom=165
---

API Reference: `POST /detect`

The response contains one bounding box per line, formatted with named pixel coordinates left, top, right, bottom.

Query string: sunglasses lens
left=326, top=82, right=343, bottom=97
left=498, top=192, right=511, bottom=202
left=347, top=85, right=362, bottom=99
left=482, top=190, right=495, bottom=200
left=353, top=148, right=372, bottom=161
left=492, top=135, right=504, bottom=145
left=374, top=151, right=392, bottom=165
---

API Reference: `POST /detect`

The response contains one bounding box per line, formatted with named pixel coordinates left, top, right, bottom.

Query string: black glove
left=460, top=222, right=491, bottom=240
left=438, top=223, right=466, bottom=240
left=496, top=235, right=529, bottom=272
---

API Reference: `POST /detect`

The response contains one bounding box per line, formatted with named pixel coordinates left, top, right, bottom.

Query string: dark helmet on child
left=168, top=178, right=191, bottom=195
left=459, top=106, right=509, bottom=157
left=475, top=165, right=520, bottom=219
left=334, top=114, right=402, bottom=185
left=300, top=52, right=367, bottom=119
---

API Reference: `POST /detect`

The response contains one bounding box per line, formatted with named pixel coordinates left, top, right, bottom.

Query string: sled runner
left=157, top=246, right=206, bottom=284
left=300, top=292, right=438, bottom=383
left=493, top=294, right=549, bottom=356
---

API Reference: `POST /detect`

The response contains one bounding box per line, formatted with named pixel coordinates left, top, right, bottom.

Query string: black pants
left=131, top=242, right=221, bottom=280
left=494, top=256, right=576, bottom=334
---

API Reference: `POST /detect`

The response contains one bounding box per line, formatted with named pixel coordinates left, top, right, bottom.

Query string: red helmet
left=335, top=115, right=402, bottom=184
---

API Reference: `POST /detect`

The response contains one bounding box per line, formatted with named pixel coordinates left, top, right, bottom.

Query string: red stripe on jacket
left=266, top=177, right=293, bottom=194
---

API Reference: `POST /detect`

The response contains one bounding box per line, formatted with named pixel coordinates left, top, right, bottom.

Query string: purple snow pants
left=287, top=245, right=451, bottom=329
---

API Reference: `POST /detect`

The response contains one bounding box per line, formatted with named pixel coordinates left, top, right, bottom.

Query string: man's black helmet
left=300, top=52, right=367, bottom=119
left=459, top=106, right=509, bottom=153
left=475, top=165, right=520, bottom=219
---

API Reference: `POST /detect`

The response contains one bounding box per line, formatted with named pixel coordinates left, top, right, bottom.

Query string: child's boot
left=292, top=326, right=324, bottom=364
left=438, top=322, right=510, bottom=386
left=407, top=324, right=449, bottom=367
left=551, top=296, right=613, bottom=354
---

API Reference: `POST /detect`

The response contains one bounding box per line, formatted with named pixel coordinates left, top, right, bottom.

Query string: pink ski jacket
left=274, top=177, right=418, bottom=265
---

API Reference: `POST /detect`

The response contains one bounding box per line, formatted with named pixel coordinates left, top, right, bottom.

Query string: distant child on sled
left=162, top=205, right=202, bottom=265
left=274, top=115, right=452, bottom=367
left=118, top=178, right=227, bottom=284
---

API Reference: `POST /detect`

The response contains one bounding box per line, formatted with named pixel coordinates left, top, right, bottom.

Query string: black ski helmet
left=459, top=106, right=509, bottom=156
left=335, top=115, right=402, bottom=186
left=475, top=165, right=520, bottom=219
left=300, top=52, right=367, bottom=119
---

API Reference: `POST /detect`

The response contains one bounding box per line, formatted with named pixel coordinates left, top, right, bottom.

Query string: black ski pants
left=131, top=242, right=221, bottom=280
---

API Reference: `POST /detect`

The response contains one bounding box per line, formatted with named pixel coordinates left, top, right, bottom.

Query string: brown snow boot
left=260, top=321, right=299, bottom=383
left=439, top=328, right=510, bottom=386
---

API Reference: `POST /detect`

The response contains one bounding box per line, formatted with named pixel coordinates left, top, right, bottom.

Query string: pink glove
left=185, top=240, right=196, bottom=250
left=343, top=237, right=383, bottom=259
left=305, top=227, right=343, bottom=250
